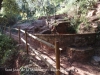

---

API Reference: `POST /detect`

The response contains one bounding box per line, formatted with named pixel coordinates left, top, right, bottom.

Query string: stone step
left=67, top=47, right=94, bottom=62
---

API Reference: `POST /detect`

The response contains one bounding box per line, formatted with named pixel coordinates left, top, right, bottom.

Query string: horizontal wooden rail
left=28, top=33, right=55, bottom=49
left=13, top=28, right=18, bottom=30
left=20, top=37, right=55, bottom=67
left=34, top=33, right=98, bottom=36
left=14, top=28, right=25, bottom=33
left=20, top=37, right=68, bottom=75
left=12, top=28, right=55, bottom=49
left=12, top=27, right=98, bottom=36
left=20, top=29, right=25, bottom=33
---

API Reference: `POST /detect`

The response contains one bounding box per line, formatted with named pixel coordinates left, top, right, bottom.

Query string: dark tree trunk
left=0, top=0, right=3, bottom=9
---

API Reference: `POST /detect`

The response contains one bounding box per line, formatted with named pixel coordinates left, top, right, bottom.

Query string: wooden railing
left=1, top=26, right=60, bottom=75
left=1, top=26, right=100, bottom=75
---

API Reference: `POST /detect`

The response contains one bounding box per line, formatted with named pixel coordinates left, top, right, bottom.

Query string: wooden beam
left=20, top=37, right=68, bottom=74
left=25, top=30, right=28, bottom=55
left=18, top=27, right=21, bottom=44
left=28, top=33, right=55, bottom=49
left=13, top=28, right=54, bottom=49
left=35, top=33, right=97, bottom=36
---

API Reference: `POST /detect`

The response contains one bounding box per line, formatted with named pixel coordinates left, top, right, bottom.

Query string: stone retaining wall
left=35, top=33, right=99, bottom=51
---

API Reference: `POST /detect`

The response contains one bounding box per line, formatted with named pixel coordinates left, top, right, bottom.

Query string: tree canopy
left=0, top=0, right=98, bottom=26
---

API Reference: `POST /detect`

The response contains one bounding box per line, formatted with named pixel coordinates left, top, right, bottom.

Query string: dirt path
left=5, top=29, right=100, bottom=75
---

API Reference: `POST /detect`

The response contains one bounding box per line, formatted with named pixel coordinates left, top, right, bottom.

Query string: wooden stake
left=18, top=27, right=21, bottom=44
left=55, top=41, right=60, bottom=75
left=25, top=30, right=28, bottom=54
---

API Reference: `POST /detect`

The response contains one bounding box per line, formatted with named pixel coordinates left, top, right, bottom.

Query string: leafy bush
left=70, top=16, right=81, bottom=33
left=0, top=34, right=17, bottom=67
left=0, top=14, right=19, bottom=26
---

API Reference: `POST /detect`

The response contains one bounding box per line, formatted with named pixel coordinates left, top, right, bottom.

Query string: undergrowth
left=0, top=34, right=18, bottom=67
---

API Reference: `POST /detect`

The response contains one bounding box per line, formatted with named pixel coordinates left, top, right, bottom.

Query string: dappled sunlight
left=1, top=0, right=100, bottom=75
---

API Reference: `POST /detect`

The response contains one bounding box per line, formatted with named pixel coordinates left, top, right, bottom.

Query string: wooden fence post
left=9, top=27, right=11, bottom=37
left=18, top=27, right=21, bottom=44
left=25, top=30, right=28, bottom=54
left=55, top=41, right=60, bottom=75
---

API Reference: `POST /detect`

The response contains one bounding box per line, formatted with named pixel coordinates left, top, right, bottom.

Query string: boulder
left=88, top=15, right=100, bottom=22
left=39, top=29, right=51, bottom=34
left=87, top=10, right=96, bottom=18
left=77, top=22, right=98, bottom=33
left=67, top=47, right=94, bottom=62
left=96, top=2, right=100, bottom=15
left=16, top=20, right=52, bottom=34
left=51, top=21, right=70, bottom=34
left=91, top=56, right=100, bottom=65
left=93, top=56, right=100, bottom=62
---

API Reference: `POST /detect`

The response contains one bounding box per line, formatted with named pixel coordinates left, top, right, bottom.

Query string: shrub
left=0, top=34, right=17, bottom=67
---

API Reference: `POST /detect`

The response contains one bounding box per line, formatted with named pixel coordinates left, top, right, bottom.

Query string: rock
left=96, top=2, right=100, bottom=15
left=88, top=15, right=100, bottom=22
left=38, top=16, right=47, bottom=20
left=67, top=47, right=94, bottom=62
left=77, top=23, right=88, bottom=34
left=51, top=21, right=70, bottom=34
left=91, top=56, right=100, bottom=65
left=16, top=19, right=52, bottom=34
left=91, top=22, right=98, bottom=28
left=87, top=10, right=96, bottom=18
left=96, top=9, right=100, bottom=15
left=97, top=2, right=100, bottom=7
left=39, top=29, right=51, bottom=34
left=38, top=13, right=67, bottom=20
left=32, top=20, right=46, bottom=27
left=93, top=56, right=100, bottom=62
left=77, top=22, right=98, bottom=33
left=91, top=60, right=99, bottom=65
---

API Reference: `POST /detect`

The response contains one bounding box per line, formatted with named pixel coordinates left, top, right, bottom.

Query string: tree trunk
left=0, top=0, right=3, bottom=10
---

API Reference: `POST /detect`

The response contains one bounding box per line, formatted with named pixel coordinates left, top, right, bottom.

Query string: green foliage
left=45, top=4, right=55, bottom=15
left=2, top=0, right=20, bottom=15
left=0, top=14, right=17, bottom=26
left=0, top=16, right=8, bottom=25
left=0, top=0, right=21, bottom=26
left=70, top=16, right=81, bottom=33
left=0, top=0, right=98, bottom=26
left=69, top=14, right=91, bottom=33
left=0, top=34, right=17, bottom=66
left=65, top=0, right=98, bottom=33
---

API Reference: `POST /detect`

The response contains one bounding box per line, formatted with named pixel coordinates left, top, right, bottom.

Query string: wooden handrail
left=20, top=29, right=25, bottom=33
left=35, top=33, right=98, bottom=36
left=28, top=33, right=55, bottom=49
left=11, top=28, right=99, bottom=36
left=13, top=28, right=55, bottom=49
